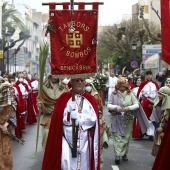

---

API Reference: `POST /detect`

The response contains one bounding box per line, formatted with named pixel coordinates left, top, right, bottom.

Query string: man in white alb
left=106, top=72, right=118, bottom=100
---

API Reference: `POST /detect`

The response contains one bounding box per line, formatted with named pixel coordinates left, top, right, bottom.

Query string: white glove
left=70, top=110, right=84, bottom=126
left=70, top=110, right=79, bottom=119
left=75, top=117, right=84, bottom=126
left=68, top=101, right=77, bottom=112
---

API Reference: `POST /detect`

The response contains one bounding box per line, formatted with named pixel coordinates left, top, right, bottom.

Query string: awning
left=144, top=53, right=159, bottom=69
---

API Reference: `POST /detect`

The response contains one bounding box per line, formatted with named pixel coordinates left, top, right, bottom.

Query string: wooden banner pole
left=42, top=2, right=104, bottom=5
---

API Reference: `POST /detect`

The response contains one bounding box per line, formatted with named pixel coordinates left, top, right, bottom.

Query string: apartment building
left=132, top=0, right=160, bottom=26
left=6, top=3, right=45, bottom=74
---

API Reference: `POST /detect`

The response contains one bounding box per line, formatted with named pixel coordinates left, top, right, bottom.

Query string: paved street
left=12, top=106, right=155, bottom=170
left=102, top=107, right=155, bottom=170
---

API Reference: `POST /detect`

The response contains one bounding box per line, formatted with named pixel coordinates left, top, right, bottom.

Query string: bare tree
left=139, top=3, right=161, bottom=42
left=97, top=19, right=160, bottom=71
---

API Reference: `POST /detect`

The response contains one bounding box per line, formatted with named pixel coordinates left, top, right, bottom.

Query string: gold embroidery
left=66, top=31, right=83, bottom=48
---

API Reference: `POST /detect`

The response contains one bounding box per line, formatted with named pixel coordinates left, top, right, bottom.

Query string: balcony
left=28, top=51, right=32, bottom=58
left=34, top=35, right=38, bottom=43
left=23, top=47, right=28, bottom=54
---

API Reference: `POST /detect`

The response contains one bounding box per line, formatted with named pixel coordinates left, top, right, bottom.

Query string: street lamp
left=132, top=43, right=137, bottom=50
left=132, top=43, right=137, bottom=59
left=5, top=32, right=12, bottom=74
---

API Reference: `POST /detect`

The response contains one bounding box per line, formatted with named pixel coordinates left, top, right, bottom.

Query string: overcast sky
left=13, top=0, right=138, bottom=25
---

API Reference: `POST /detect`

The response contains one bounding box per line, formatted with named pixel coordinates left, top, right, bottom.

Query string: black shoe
left=140, top=133, right=145, bottom=139
left=115, top=156, right=120, bottom=165
left=122, top=155, right=128, bottom=161
left=149, top=136, right=154, bottom=141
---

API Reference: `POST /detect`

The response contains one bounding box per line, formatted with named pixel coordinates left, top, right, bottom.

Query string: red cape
left=42, top=91, right=100, bottom=170
left=137, top=80, right=159, bottom=99
left=15, top=81, right=37, bottom=124
left=25, top=78, right=32, bottom=87
left=30, top=79, right=39, bottom=115
left=128, top=80, right=135, bottom=89
left=132, top=117, right=141, bottom=138
left=27, top=92, right=37, bottom=123
left=152, top=114, right=170, bottom=170
left=67, top=81, right=72, bottom=89
left=131, top=85, right=137, bottom=90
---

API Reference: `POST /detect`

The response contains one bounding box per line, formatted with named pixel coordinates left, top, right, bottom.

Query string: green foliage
left=1, top=1, right=26, bottom=51
left=93, top=73, right=108, bottom=90
left=97, top=42, right=112, bottom=66
left=97, top=19, right=161, bottom=73
left=39, top=42, right=49, bottom=94
left=43, top=20, right=54, bottom=34
left=2, top=2, right=25, bottom=30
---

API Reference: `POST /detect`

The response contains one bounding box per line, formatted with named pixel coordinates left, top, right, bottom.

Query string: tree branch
left=151, top=2, right=161, bottom=21
left=140, top=6, right=161, bottom=42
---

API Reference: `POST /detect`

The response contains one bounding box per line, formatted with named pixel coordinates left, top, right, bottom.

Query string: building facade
left=132, top=0, right=160, bottom=26
left=5, top=3, right=49, bottom=75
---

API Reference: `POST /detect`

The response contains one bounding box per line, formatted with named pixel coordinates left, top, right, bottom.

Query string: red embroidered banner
left=161, top=0, right=170, bottom=66
left=49, top=8, right=98, bottom=77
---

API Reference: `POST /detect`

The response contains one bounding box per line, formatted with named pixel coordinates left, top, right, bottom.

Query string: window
left=145, top=5, right=149, bottom=13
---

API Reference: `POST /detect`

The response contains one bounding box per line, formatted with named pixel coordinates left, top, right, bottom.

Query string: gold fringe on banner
left=51, top=73, right=96, bottom=79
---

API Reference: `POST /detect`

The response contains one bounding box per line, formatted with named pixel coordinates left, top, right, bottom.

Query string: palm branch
left=2, top=2, right=25, bottom=30
left=35, top=42, right=49, bottom=158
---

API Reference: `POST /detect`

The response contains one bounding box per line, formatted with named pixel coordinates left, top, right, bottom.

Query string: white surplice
left=140, top=82, right=158, bottom=101
left=140, top=82, right=158, bottom=136
left=31, top=80, right=39, bottom=90
left=106, top=76, right=118, bottom=100
left=62, top=94, right=99, bottom=170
